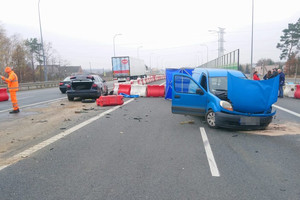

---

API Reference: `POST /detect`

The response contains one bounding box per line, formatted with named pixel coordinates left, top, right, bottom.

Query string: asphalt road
left=0, top=84, right=299, bottom=200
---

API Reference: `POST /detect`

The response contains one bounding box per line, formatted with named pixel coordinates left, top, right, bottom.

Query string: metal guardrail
left=0, top=81, right=60, bottom=91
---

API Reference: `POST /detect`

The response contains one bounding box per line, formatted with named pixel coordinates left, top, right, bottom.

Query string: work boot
left=9, top=109, right=20, bottom=114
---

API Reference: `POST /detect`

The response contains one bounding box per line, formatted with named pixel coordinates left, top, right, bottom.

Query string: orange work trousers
left=9, top=91, right=19, bottom=110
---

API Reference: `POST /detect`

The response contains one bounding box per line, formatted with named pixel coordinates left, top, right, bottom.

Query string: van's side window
left=174, top=75, right=198, bottom=94
left=200, top=75, right=207, bottom=91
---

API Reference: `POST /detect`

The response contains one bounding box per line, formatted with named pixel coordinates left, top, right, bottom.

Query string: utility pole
left=251, top=0, right=254, bottom=69
left=209, top=27, right=225, bottom=58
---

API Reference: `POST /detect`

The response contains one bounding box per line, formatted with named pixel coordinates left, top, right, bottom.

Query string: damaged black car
left=66, top=74, right=108, bottom=101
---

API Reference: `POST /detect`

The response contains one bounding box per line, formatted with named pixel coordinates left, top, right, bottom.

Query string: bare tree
left=0, top=24, right=12, bottom=73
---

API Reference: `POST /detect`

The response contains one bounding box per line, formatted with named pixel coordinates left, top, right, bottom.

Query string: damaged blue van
left=171, top=68, right=279, bottom=129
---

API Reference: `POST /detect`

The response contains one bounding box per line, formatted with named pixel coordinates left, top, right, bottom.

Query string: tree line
left=0, top=24, right=69, bottom=83
left=277, top=17, right=300, bottom=76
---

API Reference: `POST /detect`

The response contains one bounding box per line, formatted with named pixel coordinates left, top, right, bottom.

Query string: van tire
left=206, top=110, right=217, bottom=128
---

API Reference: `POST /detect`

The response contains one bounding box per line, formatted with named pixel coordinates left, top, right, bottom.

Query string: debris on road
left=133, top=117, right=142, bottom=122
left=82, top=107, right=94, bottom=111
left=180, top=120, right=195, bottom=125
left=36, top=120, right=48, bottom=123
left=75, top=110, right=88, bottom=114
left=82, top=99, right=96, bottom=103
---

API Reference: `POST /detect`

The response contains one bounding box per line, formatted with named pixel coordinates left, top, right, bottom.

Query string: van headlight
left=220, top=101, right=233, bottom=111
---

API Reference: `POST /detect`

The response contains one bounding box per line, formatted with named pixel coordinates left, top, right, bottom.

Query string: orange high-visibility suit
left=1, top=67, right=19, bottom=111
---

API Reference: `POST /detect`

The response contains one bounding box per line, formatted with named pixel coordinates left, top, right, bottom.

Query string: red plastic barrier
left=96, top=95, right=124, bottom=107
left=294, top=85, right=300, bottom=99
left=147, top=85, right=165, bottom=97
left=118, top=84, right=131, bottom=95
left=0, top=88, right=9, bottom=102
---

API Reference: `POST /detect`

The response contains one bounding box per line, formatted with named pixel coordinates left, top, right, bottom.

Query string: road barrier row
left=112, top=75, right=166, bottom=98
left=112, top=84, right=165, bottom=98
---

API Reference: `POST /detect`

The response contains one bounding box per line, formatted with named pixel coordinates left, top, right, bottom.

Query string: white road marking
left=0, top=99, right=135, bottom=171
left=200, top=127, right=220, bottom=177
left=273, top=105, right=300, bottom=118
left=159, top=82, right=165, bottom=86
left=0, top=97, right=67, bottom=113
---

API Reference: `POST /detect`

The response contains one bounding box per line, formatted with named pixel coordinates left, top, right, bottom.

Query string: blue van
left=171, top=68, right=279, bottom=129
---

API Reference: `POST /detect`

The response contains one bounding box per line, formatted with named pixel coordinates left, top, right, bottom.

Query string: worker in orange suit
left=1, top=67, right=20, bottom=113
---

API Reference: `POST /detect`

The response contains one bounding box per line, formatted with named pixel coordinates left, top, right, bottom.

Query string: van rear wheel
left=206, top=110, right=217, bottom=128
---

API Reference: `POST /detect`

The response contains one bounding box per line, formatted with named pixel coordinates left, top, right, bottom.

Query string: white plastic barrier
left=113, top=83, right=119, bottom=95
left=284, top=84, right=296, bottom=97
left=130, top=84, right=147, bottom=97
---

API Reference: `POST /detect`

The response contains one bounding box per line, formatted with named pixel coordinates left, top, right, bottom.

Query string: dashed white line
left=0, top=99, right=135, bottom=171
left=273, top=105, right=300, bottom=118
left=200, top=127, right=220, bottom=177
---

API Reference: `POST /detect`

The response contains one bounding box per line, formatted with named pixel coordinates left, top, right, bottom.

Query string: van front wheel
left=206, top=110, right=217, bottom=128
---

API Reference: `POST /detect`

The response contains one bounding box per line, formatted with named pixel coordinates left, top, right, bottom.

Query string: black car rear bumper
left=67, top=90, right=100, bottom=99
left=215, top=112, right=273, bottom=130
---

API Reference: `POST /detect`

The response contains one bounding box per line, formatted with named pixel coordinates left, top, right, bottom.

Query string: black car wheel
left=206, top=110, right=217, bottom=128
left=68, top=96, right=74, bottom=101
left=60, top=90, right=66, bottom=94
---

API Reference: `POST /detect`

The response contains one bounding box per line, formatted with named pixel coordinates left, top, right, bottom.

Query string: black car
left=59, top=76, right=71, bottom=93
left=66, top=74, right=108, bottom=101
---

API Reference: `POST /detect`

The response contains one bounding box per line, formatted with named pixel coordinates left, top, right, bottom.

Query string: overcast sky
left=0, top=0, right=299, bottom=69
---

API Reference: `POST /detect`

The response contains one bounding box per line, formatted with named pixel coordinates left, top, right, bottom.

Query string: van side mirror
left=196, top=88, right=204, bottom=95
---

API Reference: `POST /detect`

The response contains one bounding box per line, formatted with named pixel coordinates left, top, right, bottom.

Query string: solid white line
left=0, top=97, right=67, bottom=113
left=273, top=105, right=300, bottom=118
left=0, top=99, right=135, bottom=171
left=200, top=127, right=220, bottom=177
left=159, top=82, right=166, bottom=86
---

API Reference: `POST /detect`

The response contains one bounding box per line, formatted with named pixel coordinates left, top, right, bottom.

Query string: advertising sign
left=112, top=57, right=130, bottom=77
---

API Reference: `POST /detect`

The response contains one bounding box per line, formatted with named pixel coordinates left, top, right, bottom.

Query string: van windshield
left=209, top=77, right=227, bottom=93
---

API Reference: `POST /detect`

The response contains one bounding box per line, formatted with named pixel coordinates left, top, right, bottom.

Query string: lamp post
left=200, top=44, right=209, bottom=63
left=137, top=46, right=143, bottom=58
left=251, top=0, right=254, bottom=68
left=38, top=0, right=47, bottom=81
left=113, top=33, right=122, bottom=57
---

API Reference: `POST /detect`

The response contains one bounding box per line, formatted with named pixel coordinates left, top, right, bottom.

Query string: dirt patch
left=0, top=99, right=104, bottom=164
left=240, top=122, right=300, bottom=136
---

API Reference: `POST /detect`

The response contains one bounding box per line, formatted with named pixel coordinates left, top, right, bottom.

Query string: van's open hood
left=227, top=72, right=279, bottom=113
